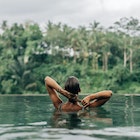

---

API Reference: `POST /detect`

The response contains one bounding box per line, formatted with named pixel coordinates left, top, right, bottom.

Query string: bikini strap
left=58, top=102, right=63, bottom=112
left=82, top=106, right=85, bottom=111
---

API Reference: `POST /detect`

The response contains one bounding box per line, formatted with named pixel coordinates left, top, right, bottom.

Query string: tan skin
left=45, top=76, right=112, bottom=112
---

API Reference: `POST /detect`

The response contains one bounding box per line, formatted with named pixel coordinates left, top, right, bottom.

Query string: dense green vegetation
left=0, top=17, right=140, bottom=94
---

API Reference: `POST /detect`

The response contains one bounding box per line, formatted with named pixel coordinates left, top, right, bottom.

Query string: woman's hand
left=81, top=96, right=90, bottom=107
left=59, top=88, right=81, bottom=102
left=68, top=93, right=79, bottom=102
left=60, top=89, right=78, bottom=102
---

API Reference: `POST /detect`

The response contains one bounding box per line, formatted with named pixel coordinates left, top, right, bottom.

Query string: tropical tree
left=88, top=21, right=102, bottom=71
left=113, top=17, right=140, bottom=72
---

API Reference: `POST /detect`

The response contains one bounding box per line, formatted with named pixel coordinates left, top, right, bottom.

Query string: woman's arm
left=45, top=76, right=74, bottom=98
left=45, top=76, right=75, bottom=109
left=82, top=90, right=112, bottom=108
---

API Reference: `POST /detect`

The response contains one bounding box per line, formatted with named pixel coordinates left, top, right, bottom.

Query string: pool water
left=0, top=94, right=140, bottom=140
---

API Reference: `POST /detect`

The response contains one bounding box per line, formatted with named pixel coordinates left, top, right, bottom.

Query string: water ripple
left=0, top=125, right=140, bottom=140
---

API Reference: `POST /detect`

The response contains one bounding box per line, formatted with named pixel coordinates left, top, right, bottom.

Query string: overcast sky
left=0, top=0, right=140, bottom=28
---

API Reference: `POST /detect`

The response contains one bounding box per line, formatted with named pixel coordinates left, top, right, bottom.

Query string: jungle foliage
left=0, top=17, right=140, bottom=94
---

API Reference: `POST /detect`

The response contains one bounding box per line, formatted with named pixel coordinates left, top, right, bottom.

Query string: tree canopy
left=0, top=17, right=140, bottom=94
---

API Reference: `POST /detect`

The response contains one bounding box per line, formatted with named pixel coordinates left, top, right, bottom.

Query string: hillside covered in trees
left=0, top=17, right=140, bottom=94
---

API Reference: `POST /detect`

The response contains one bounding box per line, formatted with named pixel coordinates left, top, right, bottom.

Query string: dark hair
left=64, top=76, right=81, bottom=94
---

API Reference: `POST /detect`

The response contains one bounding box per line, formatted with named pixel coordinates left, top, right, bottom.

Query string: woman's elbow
left=44, top=76, right=50, bottom=85
left=107, top=90, right=113, bottom=98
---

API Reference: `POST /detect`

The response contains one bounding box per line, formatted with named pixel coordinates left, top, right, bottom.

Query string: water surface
left=0, top=94, right=140, bottom=140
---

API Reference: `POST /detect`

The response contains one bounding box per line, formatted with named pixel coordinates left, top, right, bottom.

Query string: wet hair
left=64, top=76, right=81, bottom=94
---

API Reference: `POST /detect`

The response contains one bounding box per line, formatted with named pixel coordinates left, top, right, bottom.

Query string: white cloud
left=0, top=0, right=139, bottom=28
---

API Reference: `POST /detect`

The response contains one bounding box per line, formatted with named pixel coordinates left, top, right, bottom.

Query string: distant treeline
left=0, top=17, right=140, bottom=94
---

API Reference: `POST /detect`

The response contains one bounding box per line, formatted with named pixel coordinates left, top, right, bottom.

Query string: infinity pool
left=0, top=94, right=140, bottom=140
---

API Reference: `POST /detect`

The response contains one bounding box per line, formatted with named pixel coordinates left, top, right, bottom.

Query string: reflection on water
left=50, top=107, right=113, bottom=129
left=0, top=95, right=140, bottom=140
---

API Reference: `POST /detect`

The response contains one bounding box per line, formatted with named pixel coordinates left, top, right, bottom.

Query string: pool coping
left=0, top=94, right=140, bottom=96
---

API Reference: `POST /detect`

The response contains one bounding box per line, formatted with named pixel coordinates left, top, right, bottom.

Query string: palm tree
left=7, top=57, right=37, bottom=93
left=113, top=17, right=140, bottom=72
left=67, top=29, right=81, bottom=63
left=88, top=21, right=102, bottom=71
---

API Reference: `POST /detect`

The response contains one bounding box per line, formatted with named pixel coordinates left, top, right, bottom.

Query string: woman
left=45, top=76, right=112, bottom=112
